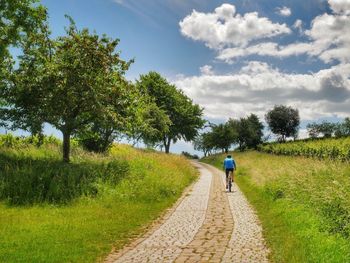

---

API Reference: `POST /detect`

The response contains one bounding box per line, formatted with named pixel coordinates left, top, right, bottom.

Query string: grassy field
left=0, top=137, right=197, bottom=262
left=203, top=151, right=350, bottom=263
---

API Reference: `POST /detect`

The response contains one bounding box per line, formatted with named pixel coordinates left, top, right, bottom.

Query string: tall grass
left=203, top=151, right=350, bottom=262
left=0, top=135, right=197, bottom=262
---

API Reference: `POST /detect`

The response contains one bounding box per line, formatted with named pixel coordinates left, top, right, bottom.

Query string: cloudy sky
left=15, top=0, right=350, bottom=152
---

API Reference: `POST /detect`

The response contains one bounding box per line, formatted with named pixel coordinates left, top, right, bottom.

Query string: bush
left=181, top=151, right=199, bottom=159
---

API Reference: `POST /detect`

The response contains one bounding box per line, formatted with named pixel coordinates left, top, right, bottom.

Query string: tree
left=307, top=121, right=337, bottom=138
left=210, top=123, right=237, bottom=153
left=333, top=118, right=350, bottom=138
left=76, top=80, right=140, bottom=153
left=265, top=105, right=300, bottom=142
left=0, top=0, right=47, bottom=60
left=1, top=17, right=52, bottom=144
left=193, top=132, right=215, bottom=157
left=3, top=18, right=132, bottom=162
left=230, top=114, right=264, bottom=151
left=137, top=72, right=204, bottom=153
left=0, top=0, right=48, bottom=131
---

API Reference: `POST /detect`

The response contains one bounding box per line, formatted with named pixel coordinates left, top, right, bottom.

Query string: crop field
left=259, top=137, right=350, bottom=161
left=0, top=135, right=197, bottom=262
left=203, top=151, right=350, bottom=263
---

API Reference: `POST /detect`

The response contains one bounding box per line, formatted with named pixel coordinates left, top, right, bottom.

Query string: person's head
left=227, top=155, right=232, bottom=158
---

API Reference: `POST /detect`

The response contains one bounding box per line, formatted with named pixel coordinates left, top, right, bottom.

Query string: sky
left=4, top=0, right=350, bottom=154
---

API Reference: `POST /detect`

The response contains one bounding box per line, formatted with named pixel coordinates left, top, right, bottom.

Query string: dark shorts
left=225, top=168, right=234, bottom=178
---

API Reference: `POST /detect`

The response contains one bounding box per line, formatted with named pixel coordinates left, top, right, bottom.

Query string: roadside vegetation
left=259, top=136, right=350, bottom=161
left=203, top=151, right=350, bottom=263
left=0, top=135, right=197, bottom=262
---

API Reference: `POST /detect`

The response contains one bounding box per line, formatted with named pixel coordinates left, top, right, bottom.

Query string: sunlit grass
left=0, top=142, right=197, bottom=262
left=203, top=151, right=350, bottom=263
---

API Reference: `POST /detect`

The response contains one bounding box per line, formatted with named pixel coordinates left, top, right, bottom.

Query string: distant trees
left=307, top=118, right=350, bottom=138
left=194, top=114, right=264, bottom=156
left=136, top=72, right=204, bottom=153
left=230, top=114, right=264, bottom=151
left=265, top=105, right=300, bottom=142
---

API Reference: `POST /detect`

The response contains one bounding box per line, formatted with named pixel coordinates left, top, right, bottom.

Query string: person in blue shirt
left=223, top=155, right=236, bottom=189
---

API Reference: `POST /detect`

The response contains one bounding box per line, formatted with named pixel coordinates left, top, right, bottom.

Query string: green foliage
left=137, top=72, right=204, bottom=153
left=181, top=151, right=199, bottom=159
left=210, top=122, right=237, bottom=153
left=265, top=105, right=300, bottom=141
left=193, top=131, right=216, bottom=157
left=194, top=114, right=264, bottom=155
left=321, top=199, right=350, bottom=239
left=259, top=136, right=350, bottom=161
left=0, top=138, right=197, bottom=262
left=0, top=0, right=47, bottom=59
left=229, top=114, right=264, bottom=151
left=0, top=150, right=129, bottom=205
left=307, top=121, right=337, bottom=138
left=203, top=151, right=350, bottom=262
left=3, top=17, right=133, bottom=162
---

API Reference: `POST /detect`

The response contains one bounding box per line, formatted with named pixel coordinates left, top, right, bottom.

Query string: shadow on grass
left=0, top=153, right=129, bottom=206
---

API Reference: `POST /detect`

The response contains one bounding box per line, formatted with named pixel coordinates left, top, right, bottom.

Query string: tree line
left=194, top=105, right=300, bottom=156
left=0, top=0, right=204, bottom=162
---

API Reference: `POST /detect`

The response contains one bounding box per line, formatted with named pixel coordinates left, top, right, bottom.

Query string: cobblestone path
left=174, top=164, right=233, bottom=263
left=105, top=162, right=269, bottom=263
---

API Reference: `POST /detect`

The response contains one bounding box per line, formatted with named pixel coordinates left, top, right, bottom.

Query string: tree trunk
left=164, top=137, right=171, bottom=154
left=63, top=131, right=71, bottom=163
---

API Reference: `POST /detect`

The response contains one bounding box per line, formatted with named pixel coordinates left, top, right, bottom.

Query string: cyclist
left=223, top=154, right=236, bottom=189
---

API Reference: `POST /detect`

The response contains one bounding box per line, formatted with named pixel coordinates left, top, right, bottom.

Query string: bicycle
left=226, top=170, right=233, bottom=192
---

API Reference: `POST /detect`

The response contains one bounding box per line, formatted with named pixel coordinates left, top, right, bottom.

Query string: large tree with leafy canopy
left=265, top=105, right=300, bottom=142
left=137, top=72, right=204, bottom=153
left=3, top=17, right=133, bottom=162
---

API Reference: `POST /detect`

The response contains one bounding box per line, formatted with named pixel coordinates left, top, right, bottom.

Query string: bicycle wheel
left=228, top=172, right=232, bottom=192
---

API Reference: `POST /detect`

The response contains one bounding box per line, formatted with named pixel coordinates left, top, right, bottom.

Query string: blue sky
left=3, top=0, right=350, bottom=154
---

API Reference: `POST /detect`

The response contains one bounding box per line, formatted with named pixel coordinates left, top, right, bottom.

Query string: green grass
left=0, top=141, right=197, bottom=262
left=259, top=136, right=350, bottom=161
left=203, top=151, right=350, bottom=263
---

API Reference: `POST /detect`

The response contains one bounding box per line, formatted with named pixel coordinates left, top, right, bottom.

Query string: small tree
left=193, top=132, right=215, bottom=157
left=265, top=105, right=300, bottom=142
left=335, top=117, right=350, bottom=137
left=210, top=123, right=237, bottom=153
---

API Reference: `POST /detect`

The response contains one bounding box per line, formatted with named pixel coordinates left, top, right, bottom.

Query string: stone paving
left=106, top=163, right=212, bottom=263
left=206, top=164, right=270, bottom=263
left=106, top=162, right=270, bottom=263
left=174, top=164, right=233, bottom=263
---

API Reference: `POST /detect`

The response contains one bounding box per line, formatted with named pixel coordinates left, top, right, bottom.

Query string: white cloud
left=179, top=4, right=291, bottom=49
left=293, top=19, right=303, bottom=32
left=200, top=65, right=214, bottom=75
left=329, top=0, right=350, bottom=14
left=179, top=2, right=350, bottom=64
left=215, top=10, right=350, bottom=63
left=276, top=6, right=292, bottom=17
left=174, top=62, right=350, bottom=120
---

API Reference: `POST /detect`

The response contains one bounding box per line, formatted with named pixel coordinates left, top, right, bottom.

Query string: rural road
left=105, top=162, right=269, bottom=263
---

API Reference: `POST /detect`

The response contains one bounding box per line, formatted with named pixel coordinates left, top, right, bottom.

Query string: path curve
left=105, top=162, right=269, bottom=263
